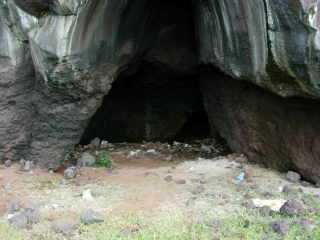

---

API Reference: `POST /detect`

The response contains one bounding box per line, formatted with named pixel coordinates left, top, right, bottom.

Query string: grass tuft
left=97, top=150, right=113, bottom=168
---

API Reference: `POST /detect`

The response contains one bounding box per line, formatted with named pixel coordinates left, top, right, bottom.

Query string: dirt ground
left=0, top=141, right=320, bottom=239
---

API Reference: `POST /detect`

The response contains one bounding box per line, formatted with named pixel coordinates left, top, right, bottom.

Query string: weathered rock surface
left=197, top=0, right=320, bottom=97
left=201, top=69, right=320, bottom=183
left=1, top=0, right=320, bottom=180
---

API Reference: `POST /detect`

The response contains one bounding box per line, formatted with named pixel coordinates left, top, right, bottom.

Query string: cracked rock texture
left=1, top=0, right=320, bottom=180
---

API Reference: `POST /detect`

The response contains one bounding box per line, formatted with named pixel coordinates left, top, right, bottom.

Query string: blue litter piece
left=235, top=171, right=246, bottom=184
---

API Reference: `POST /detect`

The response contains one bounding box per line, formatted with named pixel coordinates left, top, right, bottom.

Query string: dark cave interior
left=80, top=62, right=211, bottom=144
left=80, top=0, right=214, bottom=144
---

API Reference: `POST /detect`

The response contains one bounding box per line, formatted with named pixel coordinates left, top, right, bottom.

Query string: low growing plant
left=97, top=150, right=113, bottom=168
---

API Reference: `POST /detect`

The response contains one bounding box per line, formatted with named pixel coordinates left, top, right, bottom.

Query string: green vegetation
left=80, top=213, right=213, bottom=240
left=2, top=205, right=320, bottom=240
left=97, top=150, right=113, bottom=168
left=0, top=223, right=23, bottom=240
left=66, top=209, right=320, bottom=240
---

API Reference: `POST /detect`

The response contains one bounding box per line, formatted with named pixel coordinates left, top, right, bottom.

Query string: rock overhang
left=1, top=0, right=320, bottom=181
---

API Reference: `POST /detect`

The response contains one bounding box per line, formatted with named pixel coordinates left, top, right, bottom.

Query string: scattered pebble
left=145, top=149, right=158, bottom=156
left=251, top=199, right=287, bottom=212
left=174, top=179, right=186, bottom=185
left=90, top=138, right=101, bottom=149
left=64, top=166, right=77, bottom=179
left=20, top=160, right=33, bottom=172
left=282, top=184, right=303, bottom=195
left=7, top=199, right=21, bottom=214
left=271, top=220, right=290, bottom=235
left=191, top=185, right=205, bottom=195
left=258, top=206, right=273, bottom=216
left=128, top=150, right=142, bottom=158
left=280, top=199, right=305, bottom=216
left=301, top=181, right=313, bottom=187
left=286, top=171, right=301, bottom=183
left=4, top=160, right=12, bottom=168
left=164, top=175, right=173, bottom=182
left=8, top=212, right=29, bottom=229
left=80, top=209, right=104, bottom=225
left=82, top=189, right=94, bottom=201
left=8, top=205, right=40, bottom=229
left=78, top=152, right=96, bottom=167
left=51, top=219, right=78, bottom=236
left=299, top=219, right=316, bottom=232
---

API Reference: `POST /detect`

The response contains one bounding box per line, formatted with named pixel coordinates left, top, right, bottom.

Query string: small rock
left=4, top=160, right=12, bottom=168
left=64, top=166, right=77, bottom=179
left=8, top=212, right=28, bottom=229
left=286, top=171, right=301, bottom=183
left=20, top=160, right=33, bottom=172
left=8, top=207, right=40, bottom=229
left=301, top=181, right=313, bottom=187
left=200, top=145, right=212, bottom=154
left=251, top=199, right=287, bottom=212
left=191, top=185, right=205, bottom=195
left=314, top=192, right=320, bottom=199
left=174, top=179, right=186, bottom=185
left=23, top=208, right=40, bottom=225
left=258, top=206, right=273, bottom=216
left=271, top=220, right=290, bottom=235
left=51, top=219, right=78, bottom=236
left=200, top=145, right=213, bottom=158
left=200, top=179, right=207, bottom=184
left=243, top=200, right=256, bottom=209
left=299, top=219, right=316, bottom=232
left=78, top=152, right=96, bottom=167
left=19, top=158, right=25, bottom=166
left=128, top=150, right=142, bottom=158
left=90, top=138, right=101, bottom=149
left=144, top=172, right=159, bottom=177
left=101, top=140, right=109, bottom=148
left=145, top=149, right=158, bottom=156
left=82, top=189, right=94, bottom=201
left=7, top=199, right=21, bottom=214
left=262, top=191, right=274, bottom=198
left=119, top=224, right=140, bottom=237
left=280, top=199, right=305, bottom=216
left=164, top=175, right=173, bottom=182
left=80, top=209, right=104, bottom=225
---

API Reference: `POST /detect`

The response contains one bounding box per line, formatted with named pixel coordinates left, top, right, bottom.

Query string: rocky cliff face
left=1, top=0, right=320, bottom=181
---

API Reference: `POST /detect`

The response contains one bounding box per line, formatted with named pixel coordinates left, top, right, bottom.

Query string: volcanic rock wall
left=1, top=0, right=320, bottom=181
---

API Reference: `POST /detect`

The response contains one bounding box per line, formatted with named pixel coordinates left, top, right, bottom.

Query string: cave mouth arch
left=80, top=0, right=213, bottom=145
left=80, top=62, right=212, bottom=144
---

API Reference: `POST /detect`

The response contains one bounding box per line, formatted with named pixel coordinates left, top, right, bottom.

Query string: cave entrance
left=80, top=0, right=212, bottom=144
left=80, top=62, right=211, bottom=144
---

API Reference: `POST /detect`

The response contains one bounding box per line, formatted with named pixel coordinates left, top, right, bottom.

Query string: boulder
left=78, top=152, right=96, bottom=167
